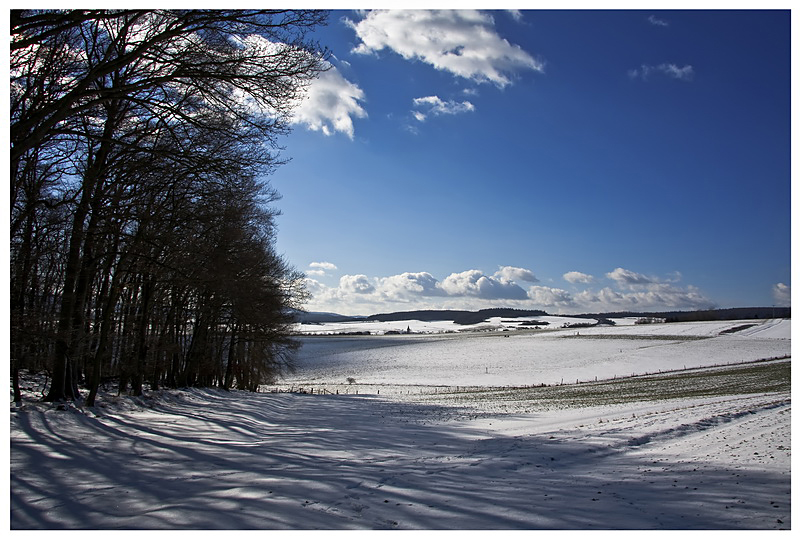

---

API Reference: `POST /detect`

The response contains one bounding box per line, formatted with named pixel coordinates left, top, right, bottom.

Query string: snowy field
left=294, top=314, right=609, bottom=335
left=284, top=318, right=791, bottom=389
left=10, top=318, right=792, bottom=529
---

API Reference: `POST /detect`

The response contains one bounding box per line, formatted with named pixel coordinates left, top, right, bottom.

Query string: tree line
left=565, top=307, right=791, bottom=323
left=365, top=308, right=549, bottom=326
left=10, top=10, right=328, bottom=404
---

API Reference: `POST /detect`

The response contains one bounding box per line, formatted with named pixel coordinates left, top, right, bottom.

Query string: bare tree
left=11, top=9, right=326, bottom=402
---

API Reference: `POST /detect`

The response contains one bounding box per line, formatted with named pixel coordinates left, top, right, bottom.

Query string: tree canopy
left=10, top=9, right=327, bottom=403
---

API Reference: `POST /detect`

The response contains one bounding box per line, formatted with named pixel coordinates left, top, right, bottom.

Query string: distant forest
left=569, top=307, right=790, bottom=323
left=368, top=308, right=548, bottom=326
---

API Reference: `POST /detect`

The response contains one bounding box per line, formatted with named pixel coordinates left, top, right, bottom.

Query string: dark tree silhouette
left=10, top=9, right=326, bottom=403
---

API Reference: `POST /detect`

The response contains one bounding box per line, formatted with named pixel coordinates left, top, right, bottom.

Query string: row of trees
left=10, top=10, right=327, bottom=403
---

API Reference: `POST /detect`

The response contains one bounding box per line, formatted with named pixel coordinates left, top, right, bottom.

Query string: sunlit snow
left=11, top=318, right=791, bottom=529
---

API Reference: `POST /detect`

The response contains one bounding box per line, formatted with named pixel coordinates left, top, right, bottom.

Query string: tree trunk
left=86, top=260, right=124, bottom=406
left=44, top=101, right=118, bottom=403
left=12, top=360, right=22, bottom=406
left=44, top=193, right=89, bottom=402
left=223, top=324, right=237, bottom=390
left=131, top=277, right=153, bottom=397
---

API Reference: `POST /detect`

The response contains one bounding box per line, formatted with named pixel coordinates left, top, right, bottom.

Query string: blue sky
left=269, top=9, right=791, bottom=316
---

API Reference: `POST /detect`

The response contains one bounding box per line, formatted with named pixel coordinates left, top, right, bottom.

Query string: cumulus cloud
left=563, top=271, right=594, bottom=284
left=773, top=283, right=791, bottom=306
left=648, top=15, right=669, bottom=27
left=572, top=265, right=714, bottom=311
left=495, top=266, right=538, bottom=283
left=603, top=268, right=713, bottom=306
left=573, top=284, right=712, bottom=312
left=441, top=269, right=529, bottom=300
left=346, top=10, right=543, bottom=87
left=606, top=267, right=654, bottom=287
left=303, top=277, right=326, bottom=296
left=339, top=274, right=375, bottom=294
left=554, top=267, right=715, bottom=312
left=412, top=95, right=475, bottom=122
left=528, top=286, right=575, bottom=308
left=628, top=63, right=694, bottom=82
left=307, top=261, right=338, bottom=277
left=299, top=264, right=715, bottom=316
left=310, top=261, right=337, bottom=271
left=291, top=63, right=367, bottom=139
left=379, top=272, right=445, bottom=299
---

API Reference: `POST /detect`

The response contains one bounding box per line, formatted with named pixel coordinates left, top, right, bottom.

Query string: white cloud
left=563, top=271, right=594, bottom=284
left=339, top=274, right=375, bottom=294
left=570, top=267, right=714, bottom=311
left=347, top=10, right=544, bottom=87
left=507, top=10, right=524, bottom=23
left=629, top=63, right=694, bottom=82
left=648, top=15, right=669, bottom=27
left=307, top=261, right=338, bottom=277
left=560, top=268, right=716, bottom=312
left=603, top=268, right=713, bottom=307
left=303, top=277, right=327, bottom=297
left=606, top=267, right=654, bottom=286
left=310, top=262, right=338, bottom=271
left=291, top=63, right=367, bottom=139
left=573, top=285, right=704, bottom=312
left=661, top=64, right=694, bottom=81
left=300, top=265, right=715, bottom=316
left=441, top=269, right=529, bottom=300
left=587, top=287, right=629, bottom=307
left=527, top=286, right=575, bottom=308
left=495, top=266, right=538, bottom=283
left=412, top=95, right=475, bottom=121
left=378, top=272, right=446, bottom=299
left=773, top=283, right=791, bottom=306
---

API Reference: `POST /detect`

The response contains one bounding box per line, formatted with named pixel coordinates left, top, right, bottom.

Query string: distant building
left=635, top=317, right=667, bottom=325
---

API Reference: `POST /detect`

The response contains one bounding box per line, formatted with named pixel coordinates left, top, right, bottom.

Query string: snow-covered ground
left=295, top=314, right=619, bottom=335
left=294, top=315, right=792, bottom=337
left=284, top=318, right=791, bottom=388
left=10, top=319, right=791, bottom=529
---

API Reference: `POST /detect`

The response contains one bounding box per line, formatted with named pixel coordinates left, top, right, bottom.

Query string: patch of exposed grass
left=719, top=324, right=758, bottom=335
left=428, top=358, right=790, bottom=410
left=561, top=334, right=709, bottom=341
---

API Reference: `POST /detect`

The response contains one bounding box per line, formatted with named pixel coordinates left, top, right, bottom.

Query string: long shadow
left=11, top=390, right=791, bottom=529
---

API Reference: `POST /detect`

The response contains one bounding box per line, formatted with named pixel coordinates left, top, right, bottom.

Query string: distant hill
left=296, top=306, right=789, bottom=325
left=292, top=311, right=365, bottom=324
left=564, top=307, right=791, bottom=322
left=366, top=308, right=548, bottom=326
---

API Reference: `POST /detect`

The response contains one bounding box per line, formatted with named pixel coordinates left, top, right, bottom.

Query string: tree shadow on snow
left=10, top=390, right=790, bottom=529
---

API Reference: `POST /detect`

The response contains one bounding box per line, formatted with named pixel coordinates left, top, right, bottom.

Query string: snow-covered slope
left=10, top=318, right=790, bottom=529
left=10, top=386, right=789, bottom=529
left=284, top=319, right=790, bottom=388
left=295, top=315, right=595, bottom=335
